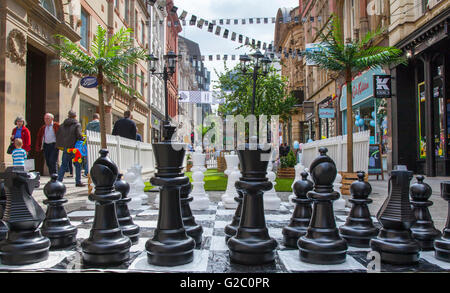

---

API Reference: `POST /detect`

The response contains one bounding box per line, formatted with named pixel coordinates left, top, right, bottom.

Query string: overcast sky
left=174, top=0, right=299, bottom=90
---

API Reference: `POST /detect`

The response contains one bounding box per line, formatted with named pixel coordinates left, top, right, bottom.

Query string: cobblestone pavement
left=33, top=172, right=450, bottom=231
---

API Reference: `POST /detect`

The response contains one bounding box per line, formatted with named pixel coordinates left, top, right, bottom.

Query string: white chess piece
left=131, top=165, right=148, bottom=202
left=288, top=162, right=305, bottom=205
left=221, top=152, right=240, bottom=209
left=123, top=168, right=143, bottom=210
left=190, top=146, right=210, bottom=210
left=333, top=173, right=346, bottom=211
left=264, top=152, right=281, bottom=211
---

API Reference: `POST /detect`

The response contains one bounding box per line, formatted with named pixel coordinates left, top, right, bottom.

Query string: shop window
left=418, top=81, right=426, bottom=158
left=433, top=57, right=445, bottom=158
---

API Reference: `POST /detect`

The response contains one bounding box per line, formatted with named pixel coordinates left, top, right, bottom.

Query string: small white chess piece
left=264, top=151, right=281, bottom=211
left=221, top=152, right=240, bottom=209
left=190, top=146, right=210, bottom=210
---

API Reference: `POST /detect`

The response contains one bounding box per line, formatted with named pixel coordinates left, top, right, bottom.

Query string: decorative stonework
left=6, top=29, right=27, bottom=66
left=60, top=69, right=73, bottom=88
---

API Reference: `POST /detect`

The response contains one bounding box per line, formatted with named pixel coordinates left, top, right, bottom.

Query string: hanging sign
left=80, top=76, right=98, bottom=88
left=373, top=75, right=392, bottom=98
left=319, top=108, right=335, bottom=119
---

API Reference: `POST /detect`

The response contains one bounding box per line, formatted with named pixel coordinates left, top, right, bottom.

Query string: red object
left=67, top=148, right=82, bottom=163
left=35, top=122, right=60, bottom=152
left=11, top=126, right=31, bottom=152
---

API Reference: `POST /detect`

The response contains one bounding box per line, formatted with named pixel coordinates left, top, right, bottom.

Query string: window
left=141, top=21, right=145, bottom=44
left=141, top=71, right=145, bottom=95
left=40, top=0, right=56, bottom=16
left=115, top=0, right=119, bottom=9
left=80, top=8, right=89, bottom=49
left=124, top=0, right=129, bottom=23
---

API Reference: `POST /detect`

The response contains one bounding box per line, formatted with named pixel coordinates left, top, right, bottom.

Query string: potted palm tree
left=51, top=26, right=149, bottom=149
left=302, top=15, right=405, bottom=191
left=186, top=153, right=193, bottom=172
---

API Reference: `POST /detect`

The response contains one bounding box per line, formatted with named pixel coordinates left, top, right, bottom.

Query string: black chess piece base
left=228, top=181, right=278, bottom=266
left=0, top=224, right=7, bottom=242
left=370, top=228, right=420, bottom=265
left=0, top=229, right=50, bottom=265
left=82, top=202, right=131, bottom=265
left=435, top=237, right=450, bottom=262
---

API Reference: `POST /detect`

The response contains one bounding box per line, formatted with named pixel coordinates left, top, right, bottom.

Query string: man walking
left=112, top=110, right=137, bottom=140
left=35, top=113, right=59, bottom=175
left=86, top=113, right=100, bottom=132
left=56, top=110, right=85, bottom=187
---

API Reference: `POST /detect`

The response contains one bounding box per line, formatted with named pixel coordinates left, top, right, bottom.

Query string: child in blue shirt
left=12, top=138, right=27, bottom=166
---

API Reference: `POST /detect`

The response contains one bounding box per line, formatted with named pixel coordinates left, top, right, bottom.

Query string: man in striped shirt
left=12, top=138, right=27, bottom=166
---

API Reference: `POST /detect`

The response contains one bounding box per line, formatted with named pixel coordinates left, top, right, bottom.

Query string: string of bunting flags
left=169, top=10, right=323, bottom=61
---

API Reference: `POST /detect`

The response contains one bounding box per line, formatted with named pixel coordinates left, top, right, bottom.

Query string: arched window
left=40, top=0, right=56, bottom=16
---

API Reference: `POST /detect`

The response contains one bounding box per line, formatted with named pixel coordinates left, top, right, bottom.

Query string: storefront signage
left=80, top=77, right=98, bottom=88
left=368, top=144, right=383, bottom=176
left=373, top=75, right=392, bottom=98
left=319, top=108, right=335, bottom=119
left=340, top=68, right=386, bottom=111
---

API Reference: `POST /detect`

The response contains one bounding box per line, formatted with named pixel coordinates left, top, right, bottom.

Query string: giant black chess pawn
left=41, top=174, right=78, bottom=249
left=0, top=180, right=8, bottom=240
left=298, top=148, right=348, bottom=264
left=145, top=126, right=195, bottom=266
left=410, top=175, right=441, bottom=250
left=282, top=172, right=314, bottom=248
left=180, top=182, right=203, bottom=247
left=434, top=181, right=450, bottom=262
left=370, top=166, right=420, bottom=265
left=114, top=174, right=140, bottom=244
left=224, top=189, right=244, bottom=242
left=81, top=150, right=131, bottom=265
left=228, top=145, right=278, bottom=265
left=339, top=171, right=379, bottom=248
left=0, top=167, right=50, bottom=265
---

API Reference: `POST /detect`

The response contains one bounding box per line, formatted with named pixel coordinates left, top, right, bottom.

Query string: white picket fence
left=85, top=130, right=155, bottom=175
left=205, top=149, right=218, bottom=169
left=301, top=131, right=370, bottom=173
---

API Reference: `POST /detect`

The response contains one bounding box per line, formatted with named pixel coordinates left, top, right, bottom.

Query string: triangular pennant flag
left=263, top=42, right=267, bottom=50
left=249, top=18, right=254, bottom=24
left=226, top=19, right=230, bottom=25
left=219, top=19, right=224, bottom=25
left=179, top=11, right=187, bottom=21
left=231, top=32, right=236, bottom=41
left=209, top=55, right=213, bottom=61
left=212, top=20, right=216, bottom=25
left=215, top=26, right=221, bottom=36
left=223, top=55, right=228, bottom=60
left=223, top=29, right=229, bottom=39
left=256, top=18, right=260, bottom=24
left=257, top=41, right=261, bottom=49
left=201, top=56, right=205, bottom=61
left=245, top=37, right=249, bottom=45
left=294, top=16, right=299, bottom=23
left=216, top=55, right=220, bottom=61
left=251, top=39, right=255, bottom=46
left=208, top=23, right=214, bottom=32
left=302, top=17, right=307, bottom=23
left=231, top=55, right=236, bottom=61
left=182, top=20, right=186, bottom=26
left=264, top=18, right=268, bottom=24
left=272, top=17, right=276, bottom=23
left=242, top=19, right=246, bottom=25
left=268, top=43, right=273, bottom=52
left=189, top=15, right=197, bottom=25
left=318, top=16, right=322, bottom=22
left=234, top=19, right=238, bottom=25
left=197, top=19, right=204, bottom=29
left=167, top=21, right=172, bottom=27
left=238, top=34, right=243, bottom=43
left=205, top=20, right=209, bottom=26
left=310, top=16, right=314, bottom=22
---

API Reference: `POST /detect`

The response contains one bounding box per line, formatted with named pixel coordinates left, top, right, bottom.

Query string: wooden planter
left=277, top=167, right=296, bottom=179
left=217, top=156, right=226, bottom=173
left=340, top=172, right=369, bottom=195
left=186, top=163, right=193, bottom=172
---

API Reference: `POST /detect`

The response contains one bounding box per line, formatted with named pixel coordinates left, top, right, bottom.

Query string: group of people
left=279, top=143, right=291, bottom=157
left=9, top=110, right=142, bottom=187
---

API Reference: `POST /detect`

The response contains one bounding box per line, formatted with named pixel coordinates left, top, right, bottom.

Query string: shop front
left=391, top=12, right=450, bottom=176
left=151, top=114, right=163, bottom=143
left=318, top=96, right=337, bottom=140
left=340, top=68, right=390, bottom=166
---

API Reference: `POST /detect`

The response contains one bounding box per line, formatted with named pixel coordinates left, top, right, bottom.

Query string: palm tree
left=51, top=25, right=148, bottom=149
left=303, top=15, right=406, bottom=173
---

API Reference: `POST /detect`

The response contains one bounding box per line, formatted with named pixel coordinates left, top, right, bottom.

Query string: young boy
left=12, top=138, right=27, bottom=166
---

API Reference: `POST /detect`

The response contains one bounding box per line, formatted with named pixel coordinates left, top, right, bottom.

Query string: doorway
left=26, top=45, right=47, bottom=174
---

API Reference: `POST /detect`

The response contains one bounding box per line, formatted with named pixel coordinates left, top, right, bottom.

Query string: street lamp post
left=148, top=51, right=179, bottom=141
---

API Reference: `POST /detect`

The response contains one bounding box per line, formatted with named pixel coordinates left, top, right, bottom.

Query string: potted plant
left=278, top=150, right=297, bottom=179
left=186, top=154, right=193, bottom=172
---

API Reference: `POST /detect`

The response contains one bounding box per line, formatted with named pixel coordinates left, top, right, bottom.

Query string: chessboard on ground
left=0, top=201, right=448, bottom=273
